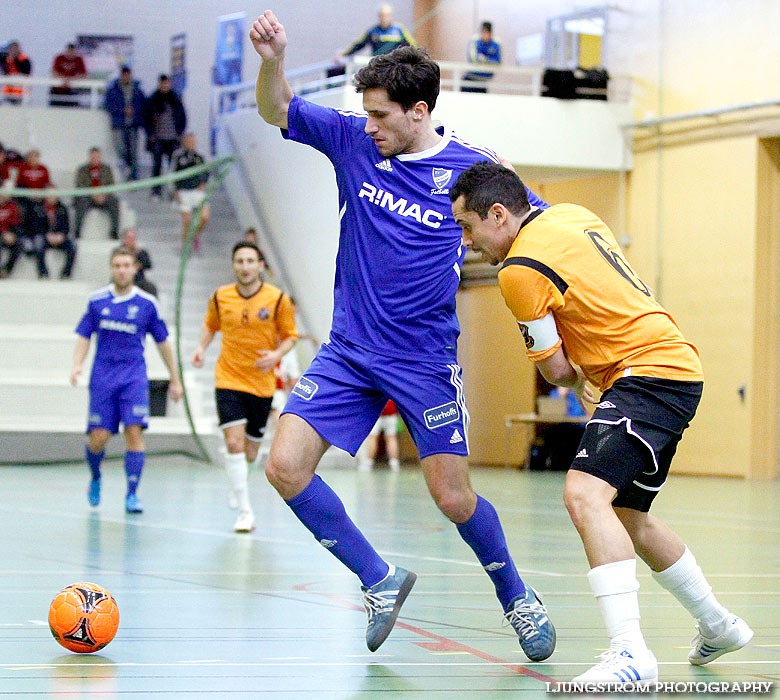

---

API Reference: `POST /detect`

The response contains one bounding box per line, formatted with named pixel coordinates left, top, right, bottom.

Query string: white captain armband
left=516, top=314, right=560, bottom=353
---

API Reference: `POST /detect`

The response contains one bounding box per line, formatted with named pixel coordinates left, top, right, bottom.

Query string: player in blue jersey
left=250, top=11, right=555, bottom=659
left=71, top=247, right=183, bottom=513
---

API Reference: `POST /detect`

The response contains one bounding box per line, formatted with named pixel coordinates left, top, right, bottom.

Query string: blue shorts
left=87, top=375, right=150, bottom=434
left=282, top=334, right=469, bottom=459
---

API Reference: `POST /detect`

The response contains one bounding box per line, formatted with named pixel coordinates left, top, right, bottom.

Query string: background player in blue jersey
left=250, top=10, right=555, bottom=659
left=70, top=247, right=183, bottom=513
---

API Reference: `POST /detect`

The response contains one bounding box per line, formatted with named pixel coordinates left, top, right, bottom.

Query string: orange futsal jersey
left=498, top=204, right=703, bottom=392
left=204, top=283, right=298, bottom=397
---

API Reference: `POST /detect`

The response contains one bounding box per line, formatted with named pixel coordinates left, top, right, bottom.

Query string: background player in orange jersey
left=192, top=241, right=298, bottom=532
left=450, top=162, right=753, bottom=685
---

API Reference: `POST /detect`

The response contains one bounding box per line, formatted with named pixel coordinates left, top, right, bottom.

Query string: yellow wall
left=420, top=1, right=780, bottom=478
left=456, top=285, right=537, bottom=466
left=578, top=34, right=602, bottom=70
left=637, top=138, right=759, bottom=475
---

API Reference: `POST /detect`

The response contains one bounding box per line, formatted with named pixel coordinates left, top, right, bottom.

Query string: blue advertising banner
left=170, top=33, right=186, bottom=95
left=211, top=12, right=245, bottom=153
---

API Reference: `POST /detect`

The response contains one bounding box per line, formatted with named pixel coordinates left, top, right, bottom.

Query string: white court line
left=5, top=570, right=780, bottom=579
left=1, top=504, right=776, bottom=581
left=3, top=660, right=779, bottom=669
left=0, top=503, right=566, bottom=577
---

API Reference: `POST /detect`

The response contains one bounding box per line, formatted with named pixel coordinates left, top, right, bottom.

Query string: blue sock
left=124, top=451, right=145, bottom=497
left=457, top=495, right=526, bottom=610
left=85, top=446, right=104, bottom=481
left=286, top=474, right=389, bottom=587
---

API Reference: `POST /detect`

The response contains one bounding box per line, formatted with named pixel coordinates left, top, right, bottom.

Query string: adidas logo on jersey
left=375, top=159, right=393, bottom=172
left=576, top=449, right=589, bottom=459
left=449, top=429, right=464, bottom=444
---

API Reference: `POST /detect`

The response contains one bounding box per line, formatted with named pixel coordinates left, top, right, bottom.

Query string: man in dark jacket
left=28, top=196, right=76, bottom=279
left=74, top=147, right=120, bottom=239
left=143, top=74, right=186, bottom=197
left=104, top=66, right=145, bottom=180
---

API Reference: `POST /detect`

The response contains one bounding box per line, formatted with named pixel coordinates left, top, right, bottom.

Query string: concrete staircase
left=0, top=184, right=242, bottom=463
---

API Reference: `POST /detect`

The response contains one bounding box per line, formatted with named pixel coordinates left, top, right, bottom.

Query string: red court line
left=293, top=581, right=557, bottom=684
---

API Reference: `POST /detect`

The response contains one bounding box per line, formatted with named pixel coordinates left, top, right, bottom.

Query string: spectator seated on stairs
left=0, top=142, right=25, bottom=185
left=74, top=147, right=120, bottom=240
left=122, top=227, right=157, bottom=297
left=0, top=189, right=23, bottom=278
left=27, top=195, right=77, bottom=279
left=15, top=150, right=51, bottom=222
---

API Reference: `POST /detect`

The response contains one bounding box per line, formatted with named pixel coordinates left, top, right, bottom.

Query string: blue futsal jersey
left=75, top=285, right=169, bottom=387
left=283, top=96, right=547, bottom=363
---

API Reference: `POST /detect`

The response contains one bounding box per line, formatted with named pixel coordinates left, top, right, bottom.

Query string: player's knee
left=265, top=450, right=297, bottom=494
left=432, top=487, right=474, bottom=523
left=225, top=435, right=244, bottom=453
left=563, top=476, right=598, bottom=528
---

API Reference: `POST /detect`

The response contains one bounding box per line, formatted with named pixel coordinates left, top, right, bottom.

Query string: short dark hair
left=232, top=240, right=264, bottom=261
left=450, top=161, right=530, bottom=218
left=159, top=74, right=170, bottom=82
left=354, top=46, right=440, bottom=113
left=481, top=21, right=493, bottom=33
left=110, top=245, right=137, bottom=262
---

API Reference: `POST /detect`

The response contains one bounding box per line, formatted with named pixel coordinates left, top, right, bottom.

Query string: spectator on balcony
left=337, top=4, right=416, bottom=60
left=0, top=190, right=23, bottom=278
left=105, top=66, right=145, bottom=181
left=74, top=147, right=120, bottom=239
left=0, top=41, right=32, bottom=104
left=27, top=195, right=76, bottom=279
left=244, top=227, right=258, bottom=244
left=462, top=21, right=502, bottom=94
left=144, top=74, right=186, bottom=198
left=121, top=226, right=157, bottom=297
left=50, top=43, right=88, bottom=107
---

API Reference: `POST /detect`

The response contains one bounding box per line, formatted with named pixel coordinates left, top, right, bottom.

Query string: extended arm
left=191, top=325, right=215, bottom=368
left=156, top=339, right=183, bottom=401
left=250, top=10, right=293, bottom=129
left=255, top=336, right=297, bottom=373
left=70, top=335, right=90, bottom=386
left=536, top=347, right=595, bottom=404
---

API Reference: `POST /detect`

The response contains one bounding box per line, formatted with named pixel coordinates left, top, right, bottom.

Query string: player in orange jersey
left=192, top=241, right=297, bottom=532
left=450, top=161, right=752, bottom=685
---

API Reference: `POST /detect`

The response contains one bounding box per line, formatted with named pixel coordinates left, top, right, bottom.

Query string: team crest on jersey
left=126, top=305, right=139, bottom=320
left=101, top=307, right=111, bottom=316
left=432, top=168, right=452, bottom=190
left=518, top=323, right=533, bottom=349
left=257, top=307, right=269, bottom=320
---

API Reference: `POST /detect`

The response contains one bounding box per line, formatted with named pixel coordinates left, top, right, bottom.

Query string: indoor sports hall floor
left=1, top=454, right=778, bottom=698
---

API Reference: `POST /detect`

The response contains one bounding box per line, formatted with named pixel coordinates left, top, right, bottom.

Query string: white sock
left=224, top=452, right=252, bottom=513
left=652, top=546, right=729, bottom=636
left=588, top=559, right=647, bottom=652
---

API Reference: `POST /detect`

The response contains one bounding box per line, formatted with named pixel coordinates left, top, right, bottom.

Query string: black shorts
left=569, top=376, right=703, bottom=512
left=215, top=388, right=274, bottom=441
